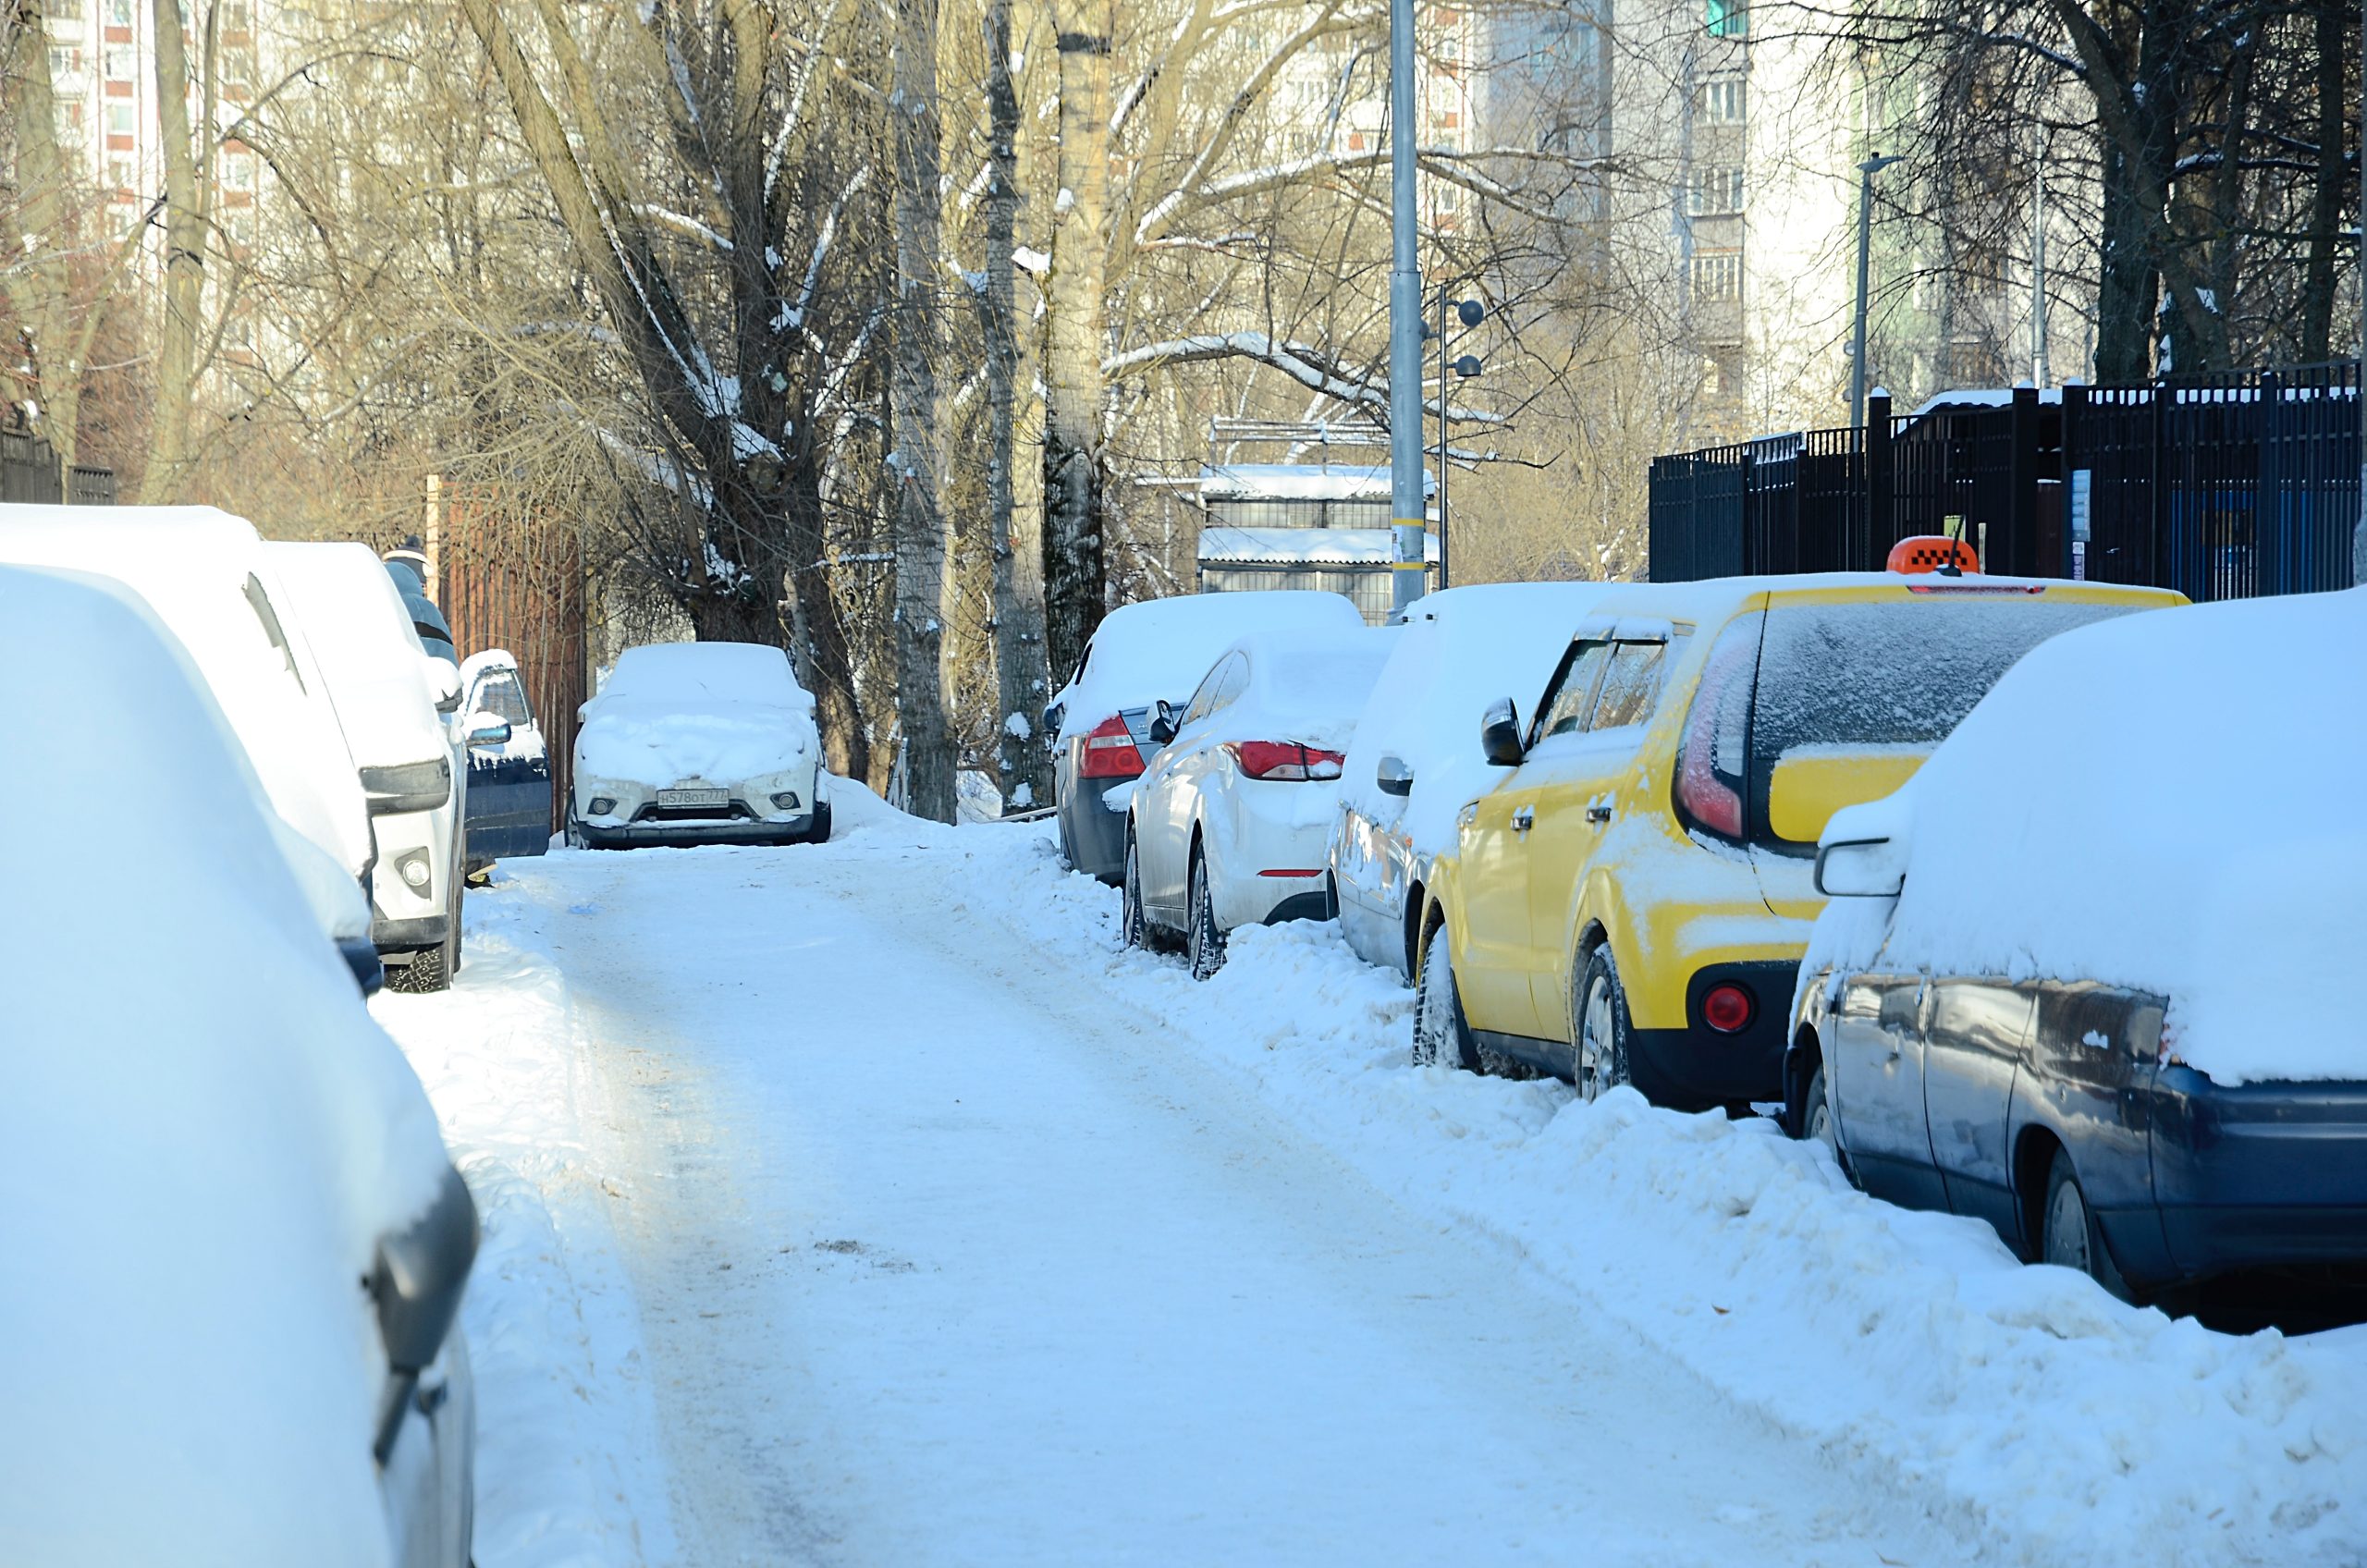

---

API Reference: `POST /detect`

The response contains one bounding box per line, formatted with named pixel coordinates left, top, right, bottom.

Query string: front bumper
left=374, top=913, right=451, bottom=953
left=578, top=814, right=817, bottom=849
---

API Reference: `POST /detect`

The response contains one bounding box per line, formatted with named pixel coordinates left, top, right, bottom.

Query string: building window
left=1706, top=0, right=1748, bottom=36
left=107, top=155, right=133, bottom=191
left=107, top=0, right=134, bottom=21
left=107, top=103, right=136, bottom=133
left=1687, top=166, right=1745, bottom=214
left=104, top=43, right=134, bottom=78
left=1698, top=78, right=1745, bottom=123
left=1692, top=249, right=1742, bottom=302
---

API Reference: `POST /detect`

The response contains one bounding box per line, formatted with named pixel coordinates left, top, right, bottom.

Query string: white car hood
left=576, top=696, right=818, bottom=789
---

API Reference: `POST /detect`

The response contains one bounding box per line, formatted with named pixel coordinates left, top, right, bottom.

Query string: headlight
left=770, top=790, right=801, bottom=810
left=588, top=796, right=618, bottom=815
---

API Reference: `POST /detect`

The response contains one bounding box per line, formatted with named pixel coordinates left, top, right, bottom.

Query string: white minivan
left=271, top=542, right=509, bottom=992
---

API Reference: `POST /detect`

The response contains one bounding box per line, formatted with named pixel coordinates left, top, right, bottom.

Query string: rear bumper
left=579, top=815, right=816, bottom=849
left=1058, top=782, right=1132, bottom=883
left=1627, top=961, right=1797, bottom=1109
left=2150, top=1070, right=2367, bottom=1278
left=1262, top=888, right=1336, bottom=926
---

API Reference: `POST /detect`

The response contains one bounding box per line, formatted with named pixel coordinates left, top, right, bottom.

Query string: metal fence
left=1, top=423, right=116, bottom=505
left=1648, top=362, right=2361, bottom=600
left=437, top=501, right=586, bottom=830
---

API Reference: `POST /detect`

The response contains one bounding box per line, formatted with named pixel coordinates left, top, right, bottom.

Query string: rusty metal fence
left=1650, top=363, right=2361, bottom=600
left=437, top=500, right=586, bottom=829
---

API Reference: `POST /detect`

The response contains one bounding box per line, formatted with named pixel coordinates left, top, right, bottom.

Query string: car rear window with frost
left=1749, top=600, right=2138, bottom=839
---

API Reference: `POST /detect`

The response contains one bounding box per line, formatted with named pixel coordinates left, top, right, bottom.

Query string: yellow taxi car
left=1410, top=570, right=2184, bottom=1110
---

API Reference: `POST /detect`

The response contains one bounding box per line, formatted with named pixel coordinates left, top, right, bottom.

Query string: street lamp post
left=1849, top=153, right=1902, bottom=431
left=1434, top=290, right=1484, bottom=590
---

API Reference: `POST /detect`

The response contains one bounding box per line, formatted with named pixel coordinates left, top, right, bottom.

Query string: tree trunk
left=2300, top=0, right=2347, bottom=361
left=141, top=0, right=207, bottom=501
left=1041, top=0, right=1113, bottom=689
left=784, top=424, right=870, bottom=783
left=3, top=12, right=84, bottom=469
left=985, top=0, right=1051, bottom=811
left=890, top=0, right=955, bottom=823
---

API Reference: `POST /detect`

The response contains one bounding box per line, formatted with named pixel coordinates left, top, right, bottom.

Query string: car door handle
left=1586, top=803, right=1613, bottom=824
left=1512, top=804, right=1535, bottom=834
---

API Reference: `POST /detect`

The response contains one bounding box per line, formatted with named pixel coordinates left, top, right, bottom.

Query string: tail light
left=1701, top=981, right=1755, bottom=1034
left=1226, top=741, right=1345, bottom=781
left=1673, top=616, right=1759, bottom=841
left=1077, top=715, right=1145, bottom=778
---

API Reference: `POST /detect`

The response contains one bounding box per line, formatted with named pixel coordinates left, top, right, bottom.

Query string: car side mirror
left=1147, top=700, right=1177, bottom=747
left=463, top=710, right=513, bottom=749
left=1815, top=836, right=1907, bottom=898
left=369, top=1165, right=478, bottom=1461
left=1376, top=753, right=1415, bottom=796
left=1480, top=698, right=1525, bottom=767
left=427, top=657, right=461, bottom=714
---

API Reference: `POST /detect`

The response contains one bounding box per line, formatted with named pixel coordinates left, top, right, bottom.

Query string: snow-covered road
left=376, top=788, right=2367, bottom=1568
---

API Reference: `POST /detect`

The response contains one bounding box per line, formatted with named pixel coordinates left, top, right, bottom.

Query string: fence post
left=2256, top=368, right=2282, bottom=597
left=2059, top=381, right=2087, bottom=578
left=1866, top=390, right=1893, bottom=557
left=2008, top=383, right=2040, bottom=575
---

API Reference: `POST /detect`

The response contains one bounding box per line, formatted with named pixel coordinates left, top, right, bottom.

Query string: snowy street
left=376, top=789, right=2367, bottom=1568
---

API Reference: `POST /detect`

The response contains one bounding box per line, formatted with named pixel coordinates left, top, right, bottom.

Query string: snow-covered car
left=1046, top=590, right=1367, bottom=884
left=1331, top=583, right=1618, bottom=981
left=0, top=561, right=478, bottom=1568
left=270, top=542, right=506, bottom=994
left=1123, top=627, right=1395, bottom=978
left=1787, top=588, right=2365, bottom=1310
left=570, top=641, right=830, bottom=849
left=458, top=648, right=555, bottom=868
left=0, top=504, right=381, bottom=990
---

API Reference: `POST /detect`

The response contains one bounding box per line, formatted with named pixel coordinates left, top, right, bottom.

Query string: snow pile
left=577, top=641, right=818, bottom=789
left=1809, top=587, right=2366, bottom=1083
left=0, top=504, right=374, bottom=879
left=372, top=883, right=677, bottom=1568
left=0, top=565, right=452, bottom=1567
left=936, top=815, right=2367, bottom=1566
left=268, top=541, right=452, bottom=770
left=1049, top=589, right=1365, bottom=740
left=1340, top=582, right=1620, bottom=860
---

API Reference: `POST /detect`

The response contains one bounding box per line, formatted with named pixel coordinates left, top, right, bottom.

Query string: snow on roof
left=1198, top=525, right=1440, bottom=566
left=1197, top=462, right=1436, bottom=501
left=1199, top=627, right=1400, bottom=752
left=1049, top=589, right=1367, bottom=740
left=266, top=542, right=449, bottom=772
left=1806, top=586, right=2363, bottom=1083
left=579, top=641, right=818, bottom=790
left=0, top=563, right=451, bottom=1561
left=597, top=640, right=814, bottom=711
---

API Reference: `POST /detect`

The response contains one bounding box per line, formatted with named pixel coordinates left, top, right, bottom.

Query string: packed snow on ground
left=577, top=642, right=817, bottom=789
left=1, top=565, right=452, bottom=1568
left=1049, top=589, right=1365, bottom=741
left=388, top=777, right=2364, bottom=1568
left=1809, top=587, right=2367, bottom=1084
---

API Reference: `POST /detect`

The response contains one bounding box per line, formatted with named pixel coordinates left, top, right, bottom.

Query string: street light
left=1848, top=153, right=1903, bottom=432
left=1432, top=290, right=1485, bottom=590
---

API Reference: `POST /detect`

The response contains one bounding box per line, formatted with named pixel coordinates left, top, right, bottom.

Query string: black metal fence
left=1648, top=362, right=2361, bottom=600
left=1, top=420, right=116, bottom=506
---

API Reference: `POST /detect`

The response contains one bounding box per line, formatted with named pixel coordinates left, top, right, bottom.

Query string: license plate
left=657, top=787, right=729, bottom=808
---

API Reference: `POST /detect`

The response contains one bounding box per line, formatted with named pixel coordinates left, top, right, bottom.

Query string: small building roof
left=1196, top=525, right=1440, bottom=567
left=1197, top=461, right=1437, bottom=502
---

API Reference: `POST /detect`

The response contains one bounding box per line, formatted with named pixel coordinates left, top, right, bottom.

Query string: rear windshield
left=1748, top=597, right=2140, bottom=850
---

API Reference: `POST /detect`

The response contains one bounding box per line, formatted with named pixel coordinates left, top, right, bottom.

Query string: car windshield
left=1748, top=596, right=2141, bottom=849
left=473, top=671, right=534, bottom=727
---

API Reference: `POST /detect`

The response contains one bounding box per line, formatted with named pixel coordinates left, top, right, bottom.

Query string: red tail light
left=1674, top=619, right=1757, bottom=840
left=1701, top=981, right=1755, bottom=1034
left=1077, top=715, right=1145, bottom=778
left=1226, top=741, right=1345, bottom=781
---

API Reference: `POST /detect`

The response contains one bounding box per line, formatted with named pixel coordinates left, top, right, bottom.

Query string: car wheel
left=1411, top=930, right=1478, bottom=1072
left=1801, top=1063, right=1860, bottom=1186
left=809, top=799, right=833, bottom=845
left=1121, top=833, right=1149, bottom=950
left=1185, top=848, right=1226, bottom=981
left=1576, top=946, right=1631, bottom=1102
left=2041, top=1145, right=2136, bottom=1303
left=563, top=809, right=587, bottom=850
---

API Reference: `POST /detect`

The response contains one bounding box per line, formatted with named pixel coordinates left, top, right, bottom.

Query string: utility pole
left=1849, top=153, right=1902, bottom=430
left=1388, top=0, right=1426, bottom=615
left=2031, top=167, right=2050, bottom=387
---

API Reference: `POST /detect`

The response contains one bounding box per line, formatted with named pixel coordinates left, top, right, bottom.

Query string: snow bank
left=1340, top=582, right=1620, bottom=861
left=926, top=811, right=2367, bottom=1567
left=372, top=885, right=678, bottom=1568
left=1809, top=587, right=2366, bottom=1084
left=0, top=565, right=451, bottom=1567
left=577, top=641, right=817, bottom=789
left=1050, top=590, right=1365, bottom=741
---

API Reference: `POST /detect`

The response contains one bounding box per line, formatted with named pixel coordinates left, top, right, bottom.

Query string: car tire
left=1186, top=848, right=1226, bottom=981
left=1411, top=930, right=1478, bottom=1072
left=1575, top=945, right=1632, bottom=1102
left=1121, top=832, right=1149, bottom=951
left=1801, top=1063, right=1860, bottom=1187
left=2041, top=1145, right=2136, bottom=1303
left=563, top=809, right=587, bottom=850
left=809, top=800, right=833, bottom=844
